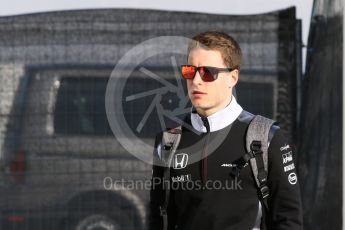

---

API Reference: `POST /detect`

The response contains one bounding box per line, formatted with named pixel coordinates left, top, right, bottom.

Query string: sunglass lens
left=181, top=66, right=196, bottom=79
left=201, top=67, right=217, bottom=82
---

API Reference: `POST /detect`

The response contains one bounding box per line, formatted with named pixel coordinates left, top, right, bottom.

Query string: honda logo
left=173, top=153, right=189, bottom=169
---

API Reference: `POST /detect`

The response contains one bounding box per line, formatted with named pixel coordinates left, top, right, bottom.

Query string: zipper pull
left=201, top=117, right=210, bottom=133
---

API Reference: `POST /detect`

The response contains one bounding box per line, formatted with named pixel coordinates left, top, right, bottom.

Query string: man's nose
left=192, top=71, right=203, bottom=85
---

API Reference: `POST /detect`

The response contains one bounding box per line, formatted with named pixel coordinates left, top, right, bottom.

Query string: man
left=149, top=31, right=303, bottom=230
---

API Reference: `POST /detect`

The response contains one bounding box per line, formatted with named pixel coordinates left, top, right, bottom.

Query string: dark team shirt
left=149, top=111, right=303, bottom=230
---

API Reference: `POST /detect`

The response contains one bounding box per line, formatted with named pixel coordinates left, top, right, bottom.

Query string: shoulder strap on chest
left=246, top=115, right=276, bottom=210
left=160, top=126, right=182, bottom=166
left=159, top=125, right=182, bottom=230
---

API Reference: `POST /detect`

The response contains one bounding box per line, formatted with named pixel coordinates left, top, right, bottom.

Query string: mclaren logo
left=221, top=163, right=236, bottom=167
left=221, top=163, right=248, bottom=168
left=173, top=153, right=189, bottom=169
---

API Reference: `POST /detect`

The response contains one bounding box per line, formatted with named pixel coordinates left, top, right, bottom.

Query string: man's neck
left=191, top=95, right=243, bottom=133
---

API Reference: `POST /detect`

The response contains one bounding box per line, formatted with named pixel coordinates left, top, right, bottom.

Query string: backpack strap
left=159, top=126, right=182, bottom=230
left=246, top=115, right=276, bottom=212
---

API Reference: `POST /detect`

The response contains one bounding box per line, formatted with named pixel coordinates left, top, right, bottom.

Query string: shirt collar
left=190, top=95, right=243, bottom=133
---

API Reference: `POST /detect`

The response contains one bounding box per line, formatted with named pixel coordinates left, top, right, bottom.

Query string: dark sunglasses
left=180, top=65, right=236, bottom=82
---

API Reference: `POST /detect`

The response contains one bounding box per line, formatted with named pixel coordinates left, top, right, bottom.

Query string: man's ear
left=229, top=69, right=239, bottom=88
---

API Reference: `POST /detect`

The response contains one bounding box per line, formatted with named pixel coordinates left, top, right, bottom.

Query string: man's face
left=187, top=47, right=239, bottom=117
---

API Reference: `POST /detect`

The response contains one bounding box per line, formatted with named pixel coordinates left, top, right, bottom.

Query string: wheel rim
left=75, top=214, right=120, bottom=230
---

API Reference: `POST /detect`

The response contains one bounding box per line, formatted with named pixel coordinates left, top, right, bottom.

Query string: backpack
left=158, top=115, right=277, bottom=230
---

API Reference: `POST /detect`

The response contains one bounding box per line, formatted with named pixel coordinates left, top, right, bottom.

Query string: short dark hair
left=188, top=31, right=242, bottom=70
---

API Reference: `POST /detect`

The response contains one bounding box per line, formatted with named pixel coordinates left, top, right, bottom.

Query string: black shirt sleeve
left=266, top=129, right=304, bottom=230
